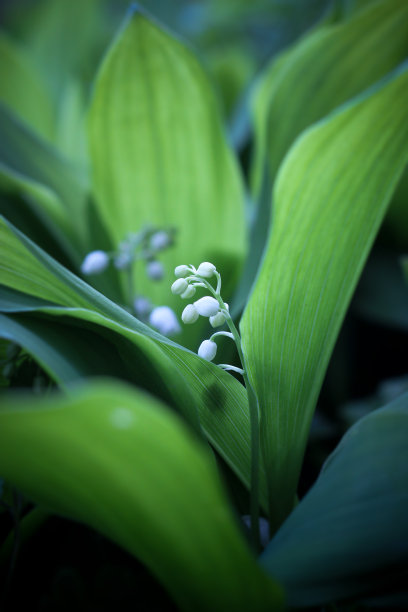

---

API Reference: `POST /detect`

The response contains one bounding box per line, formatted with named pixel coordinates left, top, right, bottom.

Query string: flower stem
left=199, top=277, right=261, bottom=551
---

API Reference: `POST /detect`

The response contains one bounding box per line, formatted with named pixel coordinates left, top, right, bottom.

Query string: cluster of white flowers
left=81, top=227, right=182, bottom=336
left=80, top=227, right=174, bottom=281
left=171, top=262, right=243, bottom=373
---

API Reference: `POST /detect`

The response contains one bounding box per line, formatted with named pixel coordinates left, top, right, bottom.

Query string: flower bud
left=81, top=250, right=109, bottom=275
left=180, top=285, right=196, bottom=299
left=174, top=265, right=191, bottom=278
left=150, top=231, right=170, bottom=251
left=171, top=278, right=188, bottom=295
left=194, top=296, right=220, bottom=317
left=181, top=304, right=199, bottom=324
left=133, top=296, right=152, bottom=318
left=209, top=311, right=226, bottom=328
left=146, top=260, right=164, bottom=280
left=196, top=262, right=216, bottom=278
left=198, top=339, right=217, bottom=361
left=149, top=306, right=180, bottom=336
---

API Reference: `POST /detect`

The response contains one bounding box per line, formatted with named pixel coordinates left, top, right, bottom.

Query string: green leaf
left=261, top=392, right=408, bottom=607
left=88, top=7, right=247, bottom=313
left=0, top=105, right=87, bottom=253
left=0, top=217, right=268, bottom=508
left=251, top=0, right=408, bottom=199
left=241, top=63, right=408, bottom=530
left=0, top=381, right=282, bottom=611
left=0, top=32, right=55, bottom=141
left=0, top=313, right=131, bottom=384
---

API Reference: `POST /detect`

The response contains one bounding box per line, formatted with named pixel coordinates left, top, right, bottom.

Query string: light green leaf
left=0, top=381, right=282, bottom=611
left=251, top=0, right=408, bottom=199
left=88, top=7, right=247, bottom=313
left=261, top=392, right=408, bottom=606
left=0, top=217, right=268, bottom=508
left=241, top=63, right=408, bottom=529
left=0, top=32, right=55, bottom=142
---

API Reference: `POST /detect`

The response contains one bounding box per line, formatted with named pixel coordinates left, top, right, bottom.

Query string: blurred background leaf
left=261, top=391, right=408, bottom=607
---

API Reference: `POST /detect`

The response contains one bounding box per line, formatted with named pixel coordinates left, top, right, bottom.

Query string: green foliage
left=0, top=380, right=282, bottom=611
left=261, top=392, right=408, bottom=606
left=0, top=0, right=407, bottom=608
left=88, top=7, right=247, bottom=315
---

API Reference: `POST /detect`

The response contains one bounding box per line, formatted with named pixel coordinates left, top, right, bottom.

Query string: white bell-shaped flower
left=171, top=278, right=189, bottom=295
left=146, top=260, right=164, bottom=280
left=180, top=285, right=196, bottom=299
left=198, top=339, right=217, bottom=361
left=194, top=296, right=220, bottom=317
left=81, top=250, right=109, bottom=275
left=181, top=304, right=199, bottom=324
left=209, top=311, right=226, bottom=328
left=150, top=231, right=170, bottom=251
left=149, top=306, right=180, bottom=336
left=196, top=261, right=216, bottom=278
left=174, top=265, right=191, bottom=277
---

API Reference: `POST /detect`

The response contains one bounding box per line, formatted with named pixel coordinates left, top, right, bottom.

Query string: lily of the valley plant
left=0, top=1, right=408, bottom=610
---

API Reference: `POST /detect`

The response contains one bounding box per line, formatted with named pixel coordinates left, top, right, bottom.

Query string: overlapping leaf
left=262, top=392, right=408, bottom=606
left=0, top=217, right=268, bottom=507
left=251, top=0, right=408, bottom=199
left=88, top=7, right=247, bottom=315
left=0, top=381, right=282, bottom=611
left=241, top=63, right=408, bottom=529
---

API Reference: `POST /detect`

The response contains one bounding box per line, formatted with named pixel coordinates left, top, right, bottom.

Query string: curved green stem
left=195, top=277, right=261, bottom=551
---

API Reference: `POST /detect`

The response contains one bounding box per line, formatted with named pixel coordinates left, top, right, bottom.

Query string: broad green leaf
left=241, top=63, right=408, bottom=530
left=261, top=392, right=408, bottom=606
left=0, top=32, right=55, bottom=141
left=0, top=105, right=87, bottom=251
left=0, top=218, right=268, bottom=508
left=251, top=0, right=408, bottom=199
left=0, top=381, right=282, bottom=611
left=88, top=7, right=247, bottom=314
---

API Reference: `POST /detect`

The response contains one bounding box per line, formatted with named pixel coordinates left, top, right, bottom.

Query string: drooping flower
left=150, top=231, right=170, bottom=251
left=182, top=303, right=199, bottom=324
left=146, top=260, right=164, bottom=280
left=198, top=339, right=217, bottom=361
left=193, top=296, right=220, bottom=317
left=149, top=306, right=181, bottom=336
left=171, top=278, right=189, bottom=295
left=196, top=262, right=216, bottom=278
left=81, top=250, right=109, bottom=275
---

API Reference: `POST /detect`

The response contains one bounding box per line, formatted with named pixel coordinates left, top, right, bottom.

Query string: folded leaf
left=0, top=381, right=282, bottom=611
left=261, top=392, right=408, bottom=606
left=241, top=63, right=408, bottom=530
